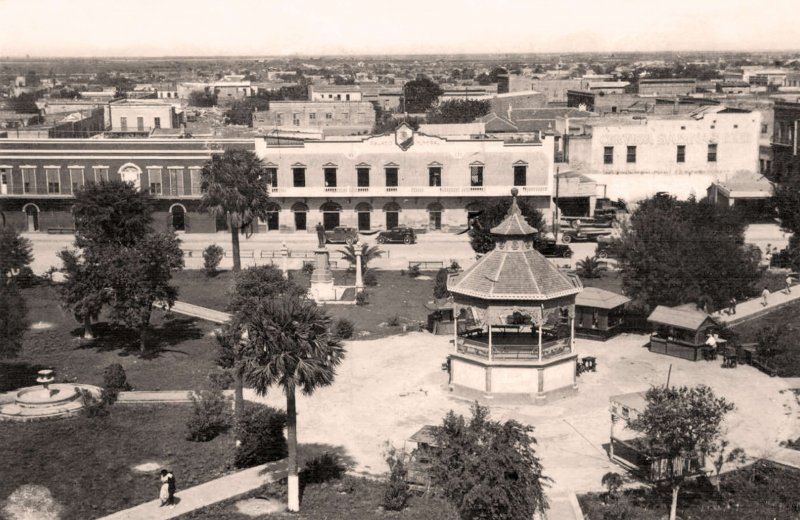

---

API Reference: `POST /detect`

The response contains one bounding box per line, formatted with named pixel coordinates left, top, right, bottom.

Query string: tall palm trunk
left=83, top=314, right=94, bottom=340
left=669, top=483, right=680, bottom=520
left=231, top=222, right=241, bottom=272
left=286, top=384, right=300, bottom=512
left=234, top=364, right=244, bottom=426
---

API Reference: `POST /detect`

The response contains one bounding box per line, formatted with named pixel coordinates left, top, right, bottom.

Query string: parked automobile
left=559, top=225, right=612, bottom=244
left=595, top=236, right=621, bottom=259
left=324, top=226, right=358, bottom=245
left=534, top=238, right=573, bottom=258
left=377, top=226, right=417, bottom=244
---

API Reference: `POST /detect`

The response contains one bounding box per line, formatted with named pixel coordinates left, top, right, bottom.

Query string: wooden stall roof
left=409, top=425, right=439, bottom=447
left=575, top=287, right=631, bottom=310
left=610, top=391, right=647, bottom=413
left=647, top=304, right=719, bottom=331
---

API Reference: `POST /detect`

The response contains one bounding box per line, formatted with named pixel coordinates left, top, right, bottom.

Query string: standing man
left=728, top=297, right=737, bottom=316
left=762, top=286, right=770, bottom=307
left=315, top=222, right=326, bottom=249
left=785, top=275, right=793, bottom=295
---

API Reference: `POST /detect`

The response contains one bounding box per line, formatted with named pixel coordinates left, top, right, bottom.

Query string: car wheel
left=377, top=236, right=386, bottom=244
left=403, top=236, right=411, bottom=244
left=561, top=234, right=572, bottom=244
left=345, top=237, right=354, bottom=246
left=597, top=250, right=608, bottom=259
left=563, top=249, right=573, bottom=258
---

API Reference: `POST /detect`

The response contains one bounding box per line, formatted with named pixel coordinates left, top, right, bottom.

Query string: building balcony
left=267, top=184, right=549, bottom=198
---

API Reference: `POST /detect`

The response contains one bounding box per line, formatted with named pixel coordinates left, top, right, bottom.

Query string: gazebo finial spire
left=508, top=187, right=521, bottom=217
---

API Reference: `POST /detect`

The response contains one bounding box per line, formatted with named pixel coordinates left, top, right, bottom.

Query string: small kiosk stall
left=647, top=304, right=721, bottom=361
left=574, top=287, right=631, bottom=340
left=609, top=391, right=705, bottom=482
left=425, top=297, right=455, bottom=335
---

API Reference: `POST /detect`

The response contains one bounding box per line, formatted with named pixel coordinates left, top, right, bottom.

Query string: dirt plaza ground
left=246, top=330, right=800, bottom=494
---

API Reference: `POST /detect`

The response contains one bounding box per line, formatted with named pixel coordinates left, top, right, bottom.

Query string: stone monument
left=309, top=223, right=336, bottom=301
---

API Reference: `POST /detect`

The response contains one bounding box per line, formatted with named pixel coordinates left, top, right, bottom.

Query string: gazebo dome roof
left=489, top=188, right=538, bottom=236
left=448, top=189, right=581, bottom=301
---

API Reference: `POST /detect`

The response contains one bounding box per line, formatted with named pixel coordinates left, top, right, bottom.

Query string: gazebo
left=574, top=287, right=631, bottom=340
left=446, top=189, right=583, bottom=402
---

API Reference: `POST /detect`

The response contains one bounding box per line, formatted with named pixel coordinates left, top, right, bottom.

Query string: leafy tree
left=104, top=232, right=184, bottom=353
left=430, top=402, right=549, bottom=520
left=403, top=76, right=443, bottom=114
left=189, top=89, right=217, bottom=107
left=426, top=99, right=491, bottom=125
left=72, top=180, right=152, bottom=249
left=618, top=195, right=759, bottom=310
left=242, top=294, right=345, bottom=512
left=0, top=281, right=28, bottom=359
left=199, top=149, right=272, bottom=272
left=337, top=243, right=383, bottom=275
left=224, top=97, right=271, bottom=126
left=57, top=248, right=107, bottom=339
left=0, top=227, right=33, bottom=279
left=576, top=255, right=602, bottom=279
left=468, top=197, right=546, bottom=254
left=772, top=178, right=800, bottom=268
left=8, top=92, right=39, bottom=113
left=601, top=472, right=623, bottom=503
left=628, top=385, right=734, bottom=520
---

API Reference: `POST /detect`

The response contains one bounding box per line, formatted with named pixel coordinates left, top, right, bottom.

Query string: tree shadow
left=71, top=317, right=204, bottom=360
left=0, top=362, right=48, bottom=392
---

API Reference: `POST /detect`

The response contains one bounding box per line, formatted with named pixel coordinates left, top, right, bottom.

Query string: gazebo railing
left=457, top=338, right=571, bottom=361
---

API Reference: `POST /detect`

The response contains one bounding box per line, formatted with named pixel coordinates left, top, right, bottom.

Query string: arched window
left=22, top=203, right=40, bottom=232
left=264, top=202, right=281, bottom=231
left=169, top=203, right=186, bottom=232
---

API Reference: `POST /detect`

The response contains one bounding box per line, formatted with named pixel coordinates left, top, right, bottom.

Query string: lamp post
left=553, top=166, right=560, bottom=242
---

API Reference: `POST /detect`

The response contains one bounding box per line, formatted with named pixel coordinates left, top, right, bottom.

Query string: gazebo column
left=488, top=323, right=493, bottom=362
left=453, top=316, right=458, bottom=354
left=538, top=304, right=544, bottom=361
left=570, top=307, right=575, bottom=353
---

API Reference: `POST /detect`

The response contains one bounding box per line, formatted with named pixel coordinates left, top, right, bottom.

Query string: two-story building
left=108, top=100, right=183, bottom=135
left=0, top=139, right=253, bottom=233
left=308, top=85, right=363, bottom=102
left=565, top=107, right=761, bottom=201
left=254, top=124, right=555, bottom=232
left=253, top=101, right=376, bottom=136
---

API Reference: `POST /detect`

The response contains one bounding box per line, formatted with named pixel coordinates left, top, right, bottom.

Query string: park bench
left=224, top=249, right=254, bottom=259
left=46, top=227, right=75, bottom=235
left=183, top=250, right=204, bottom=258
left=408, top=260, right=444, bottom=270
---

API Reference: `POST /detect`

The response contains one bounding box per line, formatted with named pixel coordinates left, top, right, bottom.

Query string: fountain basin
left=0, top=384, right=102, bottom=422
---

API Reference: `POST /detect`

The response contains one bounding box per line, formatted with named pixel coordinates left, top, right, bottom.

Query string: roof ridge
left=490, top=252, right=509, bottom=296
left=520, top=247, right=542, bottom=295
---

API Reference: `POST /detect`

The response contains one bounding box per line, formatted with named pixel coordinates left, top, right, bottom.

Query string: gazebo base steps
left=447, top=383, right=578, bottom=406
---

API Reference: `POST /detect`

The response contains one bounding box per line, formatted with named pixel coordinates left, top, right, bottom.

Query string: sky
left=1, top=0, right=799, bottom=57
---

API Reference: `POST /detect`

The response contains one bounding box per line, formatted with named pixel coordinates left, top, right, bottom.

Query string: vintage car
left=376, top=226, right=417, bottom=244
left=324, top=226, right=359, bottom=245
left=533, top=238, right=573, bottom=258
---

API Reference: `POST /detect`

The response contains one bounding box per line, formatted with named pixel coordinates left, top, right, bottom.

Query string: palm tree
left=337, top=242, right=383, bottom=274
left=199, top=149, right=272, bottom=272
left=576, top=255, right=603, bottom=279
left=241, top=294, right=346, bottom=512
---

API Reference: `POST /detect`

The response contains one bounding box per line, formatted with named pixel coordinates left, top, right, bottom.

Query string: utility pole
left=553, top=166, right=560, bottom=242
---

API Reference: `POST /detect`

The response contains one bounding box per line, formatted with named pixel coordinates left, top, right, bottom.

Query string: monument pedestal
left=309, top=248, right=336, bottom=302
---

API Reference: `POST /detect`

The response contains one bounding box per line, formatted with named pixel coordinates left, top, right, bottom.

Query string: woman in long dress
left=159, top=470, right=170, bottom=506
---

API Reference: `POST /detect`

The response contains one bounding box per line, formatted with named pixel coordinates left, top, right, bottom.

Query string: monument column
left=355, top=245, right=364, bottom=291
left=309, top=223, right=336, bottom=302
left=281, top=242, right=289, bottom=278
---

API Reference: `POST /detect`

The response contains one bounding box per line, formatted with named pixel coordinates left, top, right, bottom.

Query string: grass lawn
left=3, top=284, right=219, bottom=392
left=173, top=269, right=436, bottom=341
left=177, top=475, right=458, bottom=520
left=0, top=404, right=234, bottom=520
left=578, top=460, right=800, bottom=520
left=728, top=299, right=800, bottom=377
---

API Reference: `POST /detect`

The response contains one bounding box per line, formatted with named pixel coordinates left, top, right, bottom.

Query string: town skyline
left=2, top=0, right=800, bottom=58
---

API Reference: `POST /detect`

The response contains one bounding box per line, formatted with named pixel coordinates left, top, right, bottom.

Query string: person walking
left=166, top=470, right=176, bottom=508
left=159, top=470, right=171, bottom=507
left=728, top=297, right=737, bottom=316
left=762, top=286, right=770, bottom=307
left=785, top=275, right=793, bottom=295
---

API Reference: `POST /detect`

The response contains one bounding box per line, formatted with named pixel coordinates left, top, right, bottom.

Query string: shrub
left=302, top=263, right=315, bottom=275
left=15, top=266, right=36, bottom=288
left=208, top=369, right=234, bottom=391
left=78, top=388, right=109, bottom=418
left=449, top=260, right=461, bottom=272
left=300, top=452, right=346, bottom=486
left=400, top=269, right=406, bottom=276
left=434, top=268, right=450, bottom=299
left=186, top=385, right=230, bottom=442
left=386, top=315, right=401, bottom=327
left=235, top=405, right=288, bottom=468
left=383, top=446, right=411, bottom=511
left=335, top=319, right=355, bottom=339
left=356, top=291, right=369, bottom=306
left=102, top=363, right=132, bottom=404
left=408, top=265, right=421, bottom=278
left=363, top=269, right=378, bottom=286
left=202, top=244, right=224, bottom=276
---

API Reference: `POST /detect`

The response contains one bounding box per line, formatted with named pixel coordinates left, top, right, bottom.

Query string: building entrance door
left=294, top=212, right=307, bottom=231
left=386, top=212, right=398, bottom=229
left=323, top=212, right=340, bottom=230
left=25, top=206, right=39, bottom=232
left=266, top=212, right=279, bottom=230
left=215, top=213, right=228, bottom=232
left=172, top=206, right=186, bottom=231
left=429, top=211, right=442, bottom=230
left=357, top=212, right=370, bottom=231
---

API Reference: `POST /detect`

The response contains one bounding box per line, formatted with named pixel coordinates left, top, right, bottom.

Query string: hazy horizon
left=2, top=0, right=799, bottom=59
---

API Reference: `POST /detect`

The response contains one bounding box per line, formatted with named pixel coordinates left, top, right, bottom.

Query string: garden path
left=713, top=281, right=800, bottom=326
left=96, top=459, right=287, bottom=520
